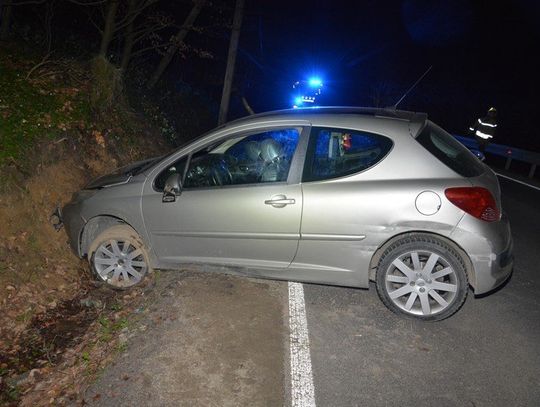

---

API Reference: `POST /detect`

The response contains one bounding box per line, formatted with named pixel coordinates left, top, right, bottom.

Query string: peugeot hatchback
left=61, top=107, right=513, bottom=321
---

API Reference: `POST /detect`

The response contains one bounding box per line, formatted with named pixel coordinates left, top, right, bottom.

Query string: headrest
left=260, top=139, right=282, bottom=162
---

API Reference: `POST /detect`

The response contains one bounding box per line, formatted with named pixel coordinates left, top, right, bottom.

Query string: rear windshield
left=416, top=122, right=485, bottom=177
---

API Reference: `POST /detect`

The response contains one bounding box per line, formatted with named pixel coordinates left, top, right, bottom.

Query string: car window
left=154, top=156, right=188, bottom=191
left=303, top=127, right=393, bottom=182
left=183, top=128, right=300, bottom=189
left=416, top=122, right=485, bottom=177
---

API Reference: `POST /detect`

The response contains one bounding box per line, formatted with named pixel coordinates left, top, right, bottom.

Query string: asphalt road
left=303, top=176, right=540, bottom=406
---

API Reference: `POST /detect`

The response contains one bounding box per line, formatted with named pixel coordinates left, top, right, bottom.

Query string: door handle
left=264, top=195, right=295, bottom=208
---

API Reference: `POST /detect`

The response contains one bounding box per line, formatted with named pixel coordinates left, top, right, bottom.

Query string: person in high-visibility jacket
left=470, top=107, right=497, bottom=154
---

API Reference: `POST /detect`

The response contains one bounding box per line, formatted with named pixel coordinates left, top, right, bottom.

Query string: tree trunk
left=0, top=4, right=13, bottom=40
left=218, top=0, right=244, bottom=125
left=147, top=0, right=204, bottom=89
left=99, top=0, right=119, bottom=57
left=43, top=1, right=55, bottom=52
left=120, top=0, right=136, bottom=71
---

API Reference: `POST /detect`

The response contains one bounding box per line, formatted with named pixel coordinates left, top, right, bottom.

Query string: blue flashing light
left=294, top=96, right=303, bottom=106
left=308, top=77, right=322, bottom=87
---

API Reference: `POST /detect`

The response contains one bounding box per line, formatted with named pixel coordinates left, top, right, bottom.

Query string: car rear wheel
left=375, top=234, right=468, bottom=321
left=88, top=225, right=151, bottom=289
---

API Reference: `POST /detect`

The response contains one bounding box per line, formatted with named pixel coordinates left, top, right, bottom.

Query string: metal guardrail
left=454, top=135, right=540, bottom=178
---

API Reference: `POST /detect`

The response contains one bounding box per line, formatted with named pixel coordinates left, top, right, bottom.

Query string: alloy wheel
left=383, top=250, right=458, bottom=316
left=93, top=238, right=148, bottom=288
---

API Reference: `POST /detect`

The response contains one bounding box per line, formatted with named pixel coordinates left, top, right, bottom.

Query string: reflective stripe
left=476, top=130, right=493, bottom=139
left=469, top=127, right=475, bottom=131
left=478, top=119, right=497, bottom=128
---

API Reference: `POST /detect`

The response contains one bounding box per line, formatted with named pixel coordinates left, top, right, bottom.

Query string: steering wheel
left=223, top=153, right=238, bottom=167
left=210, top=159, right=233, bottom=186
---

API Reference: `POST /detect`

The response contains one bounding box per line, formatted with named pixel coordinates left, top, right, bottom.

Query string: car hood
left=85, top=158, right=156, bottom=189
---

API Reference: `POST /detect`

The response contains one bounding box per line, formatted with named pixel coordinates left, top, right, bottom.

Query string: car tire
left=88, top=224, right=151, bottom=289
left=375, top=234, right=468, bottom=321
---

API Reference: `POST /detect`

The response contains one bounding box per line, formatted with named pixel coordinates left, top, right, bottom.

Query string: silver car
left=61, top=107, right=513, bottom=321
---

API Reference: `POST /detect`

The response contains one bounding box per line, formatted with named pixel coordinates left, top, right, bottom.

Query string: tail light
left=445, top=187, right=500, bottom=222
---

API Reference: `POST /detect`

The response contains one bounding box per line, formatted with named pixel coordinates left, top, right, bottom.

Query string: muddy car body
left=61, top=107, right=513, bottom=320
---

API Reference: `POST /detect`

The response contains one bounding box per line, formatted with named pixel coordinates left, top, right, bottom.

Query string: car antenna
left=391, top=65, right=432, bottom=109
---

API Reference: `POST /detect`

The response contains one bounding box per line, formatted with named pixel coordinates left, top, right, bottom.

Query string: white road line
left=495, top=172, right=540, bottom=191
left=288, top=281, right=316, bottom=407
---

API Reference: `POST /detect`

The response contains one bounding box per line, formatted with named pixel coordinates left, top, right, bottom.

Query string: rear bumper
left=450, top=213, right=514, bottom=295
left=479, top=237, right=513, bottom=294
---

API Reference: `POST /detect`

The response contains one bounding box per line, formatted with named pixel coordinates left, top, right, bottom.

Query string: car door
left=141, top=126, right=308, bottom=269
left=291, top=126, right=394, bottom=287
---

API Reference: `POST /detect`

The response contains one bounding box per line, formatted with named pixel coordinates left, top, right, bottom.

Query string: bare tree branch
left=129, top=41, right=169, bottom=58
left=85, top=8, right=104, bottom=34
left=4, top=0, right=106, bottom=5
left=3, top=0, right=46, bottom=5
left=25, top=51, right=52, bottom=79
left=112, top=0, right=158, bottom=34
left=147, top=0, right=205, bottom=88
left=131, top=14, right=171, bottom=42
left=66, top=0, right=107, bottom=5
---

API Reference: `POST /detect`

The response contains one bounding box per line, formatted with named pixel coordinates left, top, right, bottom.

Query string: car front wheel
left=376, top=234, right=468, bottom=321
left=88, top=225, right=151, bottom=289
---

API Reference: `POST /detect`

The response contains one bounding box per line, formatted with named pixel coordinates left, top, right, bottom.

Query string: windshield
left=131, top=156, right=164, bottom=175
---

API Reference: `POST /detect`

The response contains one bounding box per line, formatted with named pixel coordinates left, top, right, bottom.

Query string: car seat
left=245, top=141, right=262, bottom=162
left=260, top=139, right=285, bottom=182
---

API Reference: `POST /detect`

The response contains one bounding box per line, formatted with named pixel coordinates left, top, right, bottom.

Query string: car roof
left=225, top=106, right=428, bottom=127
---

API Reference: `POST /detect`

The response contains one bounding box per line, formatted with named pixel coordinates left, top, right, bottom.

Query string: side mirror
left=163, top=173, right=182, bottom=203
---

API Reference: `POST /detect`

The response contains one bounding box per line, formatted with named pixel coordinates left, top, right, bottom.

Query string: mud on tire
left=88, top=225, right=152, bottom=289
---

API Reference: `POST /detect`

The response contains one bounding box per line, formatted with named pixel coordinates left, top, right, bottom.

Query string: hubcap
left=93, top=239, right=147, bottom=288
left=384, top=250, right=458, bottom=316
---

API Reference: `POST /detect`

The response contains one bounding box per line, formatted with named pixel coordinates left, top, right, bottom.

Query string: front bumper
left=62, top=202, right=85, bottom=255
left=61, top=191, right=96, bottom=256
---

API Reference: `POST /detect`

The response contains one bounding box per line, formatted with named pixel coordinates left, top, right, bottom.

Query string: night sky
left=235, top=0, right=540, bottom=151
left=7, top=0, right=537, bottom=150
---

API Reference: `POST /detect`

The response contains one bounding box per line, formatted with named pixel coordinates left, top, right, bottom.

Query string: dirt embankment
left=0, top=136, right=168, bottom=405
left=0, top=47, right=170, bottom=404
